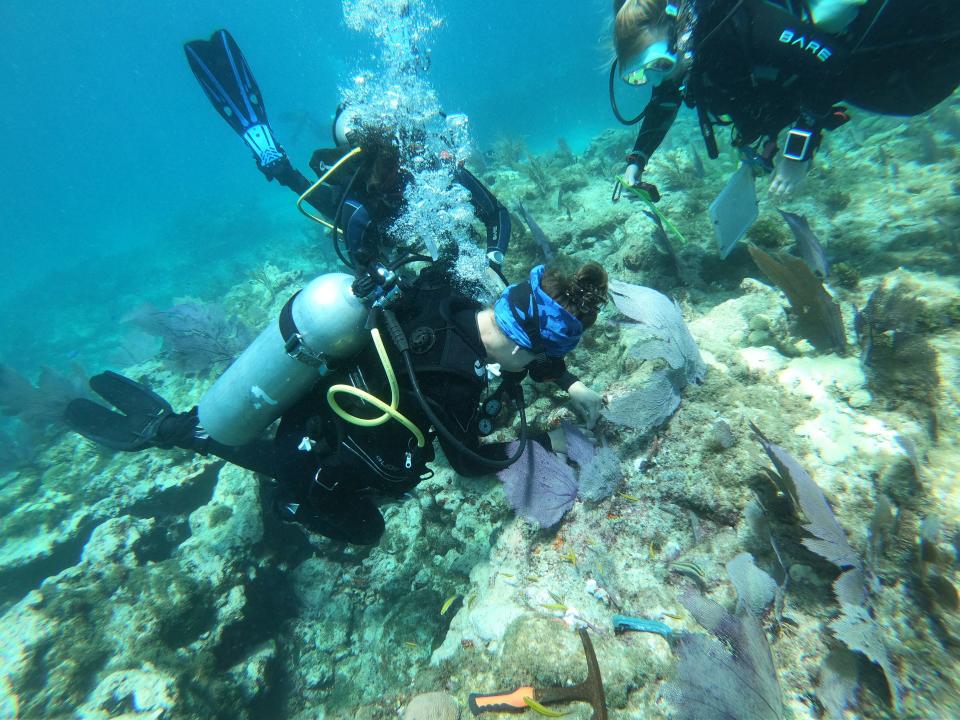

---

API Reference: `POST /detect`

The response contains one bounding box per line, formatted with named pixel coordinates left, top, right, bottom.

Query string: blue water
left=0, top=1, right=619, bottom=373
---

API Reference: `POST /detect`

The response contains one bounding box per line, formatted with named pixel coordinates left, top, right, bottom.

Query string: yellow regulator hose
left=326, top=328, right=426, bottom=447
left=296, top=146, right=363, bottom=228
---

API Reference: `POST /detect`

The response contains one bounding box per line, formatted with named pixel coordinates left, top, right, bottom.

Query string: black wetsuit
left=628, top=0, right=960, bottom=173
left=187, top=267, right=578, bottom=545
left=263, top=145, right=511, bottom=280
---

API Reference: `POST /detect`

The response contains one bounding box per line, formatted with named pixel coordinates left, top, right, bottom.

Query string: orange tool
left=467, top=628, right=607, bottom=719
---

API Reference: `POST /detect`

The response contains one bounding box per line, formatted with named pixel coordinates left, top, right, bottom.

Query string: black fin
left=89, top=371, right=171, bottom=418
left=66, top=372, right=172, bottom=451
left=184, top=29, right=267, bottom=136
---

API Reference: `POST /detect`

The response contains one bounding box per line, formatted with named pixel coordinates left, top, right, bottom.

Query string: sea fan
left=664, top=590, right=786, bottom=720
left=603, top=281, right=705, bottom=433
left=497, top=439, right=578, bottom=529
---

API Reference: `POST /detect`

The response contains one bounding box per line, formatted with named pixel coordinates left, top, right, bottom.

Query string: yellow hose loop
left=326, top=383, right=425, bottom=448
left=326, top=328, right=426, bottom=447
left=296, top=146, right=363, bottom=228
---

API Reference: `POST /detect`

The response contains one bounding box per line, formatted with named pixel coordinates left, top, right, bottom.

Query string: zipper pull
left=404, top=451, right=413, bottom=470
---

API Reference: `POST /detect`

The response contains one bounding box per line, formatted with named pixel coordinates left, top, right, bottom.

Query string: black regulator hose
left=381, top=309, right=528, bottom=470
left=609, top=60, right=647, bottom=126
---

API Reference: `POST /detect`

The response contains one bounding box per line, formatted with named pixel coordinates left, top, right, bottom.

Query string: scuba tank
left=198, top=273, right=368, bottom=445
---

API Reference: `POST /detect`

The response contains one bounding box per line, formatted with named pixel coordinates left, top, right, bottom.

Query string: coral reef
left=2, top=47, right=958, bottom=720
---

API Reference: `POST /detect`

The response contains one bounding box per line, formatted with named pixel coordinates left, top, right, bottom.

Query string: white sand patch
left=740, top=348, right=905, bottom=480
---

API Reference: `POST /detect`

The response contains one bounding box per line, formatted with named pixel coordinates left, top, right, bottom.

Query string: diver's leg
left=278, top=485, right=386, bottom=545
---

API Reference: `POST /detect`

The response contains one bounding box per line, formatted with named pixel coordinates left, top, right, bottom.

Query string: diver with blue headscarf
left=65, top=28, right=608, bottom=546
left=65, top=262, right=608, bottom=545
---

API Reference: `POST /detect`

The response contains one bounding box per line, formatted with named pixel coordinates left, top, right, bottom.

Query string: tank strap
left=279, top=290, right=327, bottom=368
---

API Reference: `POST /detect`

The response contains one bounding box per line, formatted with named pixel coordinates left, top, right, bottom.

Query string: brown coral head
left=403, top=692, right=461, bottom=720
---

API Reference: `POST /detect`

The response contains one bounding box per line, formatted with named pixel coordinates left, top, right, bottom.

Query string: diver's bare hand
left=769, top=157, right=811, bottom=198
left=568, top=381, right=602, bottom=430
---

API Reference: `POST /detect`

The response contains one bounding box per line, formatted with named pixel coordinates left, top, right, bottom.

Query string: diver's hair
left=349, top=123, right=402, bottom=194
left=613, top=0, right=670, bottom=64
left=541, top=262, right=609, bottom=328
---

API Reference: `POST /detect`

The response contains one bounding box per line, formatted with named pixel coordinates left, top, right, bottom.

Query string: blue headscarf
left=493, top=265, right=583, bottom=358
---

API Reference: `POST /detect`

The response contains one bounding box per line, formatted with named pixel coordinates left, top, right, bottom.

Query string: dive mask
left=621, top=40, right=677, bottom=87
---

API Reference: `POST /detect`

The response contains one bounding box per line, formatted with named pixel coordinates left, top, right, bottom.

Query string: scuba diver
left=65, top=261, right=609, bottom=545
left=609, top=0, right=960, bottom=199
left=182, top=29, right=512, bottom=287
left=64, top=29, right=609, bottom=546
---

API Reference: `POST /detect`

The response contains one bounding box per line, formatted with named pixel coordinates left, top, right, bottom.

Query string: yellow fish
left=440, top=595, right=458, bottom=616
left=523, top=697, right=569, bottom=717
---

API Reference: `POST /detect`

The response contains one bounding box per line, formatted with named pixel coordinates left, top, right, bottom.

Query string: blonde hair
left=613, top=0, right=671, bottom=64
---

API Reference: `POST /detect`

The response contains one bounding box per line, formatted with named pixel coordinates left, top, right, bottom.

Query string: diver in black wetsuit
left=64, top=29, right=608, bottom=546
left=66, top=261, right=609, bottom=545
left=184, top=29, right=511, bottom=285
left=610, top=0, right=960, bottom=199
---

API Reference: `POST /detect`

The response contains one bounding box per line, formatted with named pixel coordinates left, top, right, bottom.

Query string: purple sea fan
left=497, top=439, right=578, bottom=529
left=125, top=301, right=255, bottom=376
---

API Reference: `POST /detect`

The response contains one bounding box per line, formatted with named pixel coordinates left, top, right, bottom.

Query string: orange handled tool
left=468, top=686, right=536, bottom=714
left=466, top=629, right=608, bottom=719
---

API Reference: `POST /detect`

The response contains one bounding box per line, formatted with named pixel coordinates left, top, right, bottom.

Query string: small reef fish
left=669, top=561, right=708, bottom=590
left=563, top=549, right=577, bottom=567
left=618, top=492, right=641, bottom=502
left=440, top=595, right=458, bottom=616
left=404, top=641, right=418, bottom=648
left=517, top=201, right=556, bottom=262
left=777, top=209, right=830, bottom=279
left=541, top=603, right=568, bottom=612
left=523, top=696, right=569, bottom=717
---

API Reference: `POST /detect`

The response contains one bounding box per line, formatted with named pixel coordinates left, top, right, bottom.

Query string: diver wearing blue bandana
left=67, top=261, right=609, bottom=546
left=495, top=265, right=585, bottom=359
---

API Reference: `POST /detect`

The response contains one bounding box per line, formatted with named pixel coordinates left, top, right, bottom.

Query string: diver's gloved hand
left=623, top=163, right=642, bottom=187
left=769, top=157, right=811, bottom=199
left=567, top=381, right=603, bottom=430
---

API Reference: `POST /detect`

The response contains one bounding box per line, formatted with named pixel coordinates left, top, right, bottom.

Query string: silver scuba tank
left=198, top=272, right=368, bottom=446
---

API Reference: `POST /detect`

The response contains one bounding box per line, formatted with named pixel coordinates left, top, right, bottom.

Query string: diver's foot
left=65, top=371, right=185, bottom=451
left=769, top=158, right=811, bottom=199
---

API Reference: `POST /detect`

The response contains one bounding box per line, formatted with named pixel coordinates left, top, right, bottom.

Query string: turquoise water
left=0, top=2, right=614, bottom=373
left=1, top=2, right=958, bottom=718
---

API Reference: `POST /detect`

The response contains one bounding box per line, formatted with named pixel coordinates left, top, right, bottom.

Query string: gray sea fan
left=664, top=590, right=786, bottom=720
left=128, top=302, right=256, bottom=376
left=817, top=648, right=859, bottom=720
left=560, top=420, right=596, bottom=469
left=602, top=370, right=681, bottom=433
left=603, top=281, right=705, bottom=433
left=726, top=552, right=778, bottom=617
left=608, top=280, right=706, bottom=385
left=577, top=447, right=622, bottom=503
left=751, top=423, right=861, bottom=570
left=829, top=603, right=900, bottom=711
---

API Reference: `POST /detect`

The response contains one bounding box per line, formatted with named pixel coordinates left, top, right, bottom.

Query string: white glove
left=623, top=163, right=641, bottom=187
left=769, top=157, right=811, bottom=199
left=567, top=381, right=603, bottom=430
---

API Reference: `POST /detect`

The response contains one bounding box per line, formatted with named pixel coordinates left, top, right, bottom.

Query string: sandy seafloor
left=0, top=92, right=958, bottom=719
